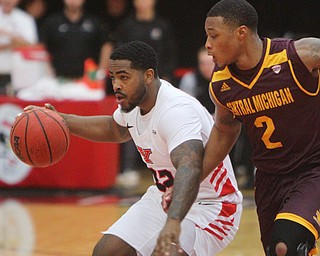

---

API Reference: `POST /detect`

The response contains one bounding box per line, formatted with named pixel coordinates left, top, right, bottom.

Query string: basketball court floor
left=0, top=173, right=318, bottom=256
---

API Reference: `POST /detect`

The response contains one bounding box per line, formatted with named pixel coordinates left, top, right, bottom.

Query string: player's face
left=205, top=16, right=242, bottom=68
left=109, top=59, right=147, bottom=113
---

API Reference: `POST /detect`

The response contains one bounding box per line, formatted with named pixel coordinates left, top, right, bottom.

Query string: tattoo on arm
left=310, top=43, right=320, bottom=69
left=219, top=111, right=238, bottom=127
left=116, top=125, right=130, bottom=139
left=168, top=140, right=203, bottom=220
left=106, top=117, right=130, bottom=142
left=296, top=38, right=320, bottom=71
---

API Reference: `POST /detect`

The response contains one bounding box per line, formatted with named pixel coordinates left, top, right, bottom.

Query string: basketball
left=10, top=107, right=70, bottom=167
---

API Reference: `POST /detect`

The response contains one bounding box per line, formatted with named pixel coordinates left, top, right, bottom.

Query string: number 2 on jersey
left=254, top=116, right=283, bottom=149
left=151, top=169, right=174, bottom=192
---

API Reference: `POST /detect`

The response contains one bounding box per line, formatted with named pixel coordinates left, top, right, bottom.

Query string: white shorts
left=104, top=185, right=242, bottom=256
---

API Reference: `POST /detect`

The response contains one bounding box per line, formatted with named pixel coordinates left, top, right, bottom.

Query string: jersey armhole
left=288, top=60, right=320, bottom=96
left=288, top=41, right=320, bottom=96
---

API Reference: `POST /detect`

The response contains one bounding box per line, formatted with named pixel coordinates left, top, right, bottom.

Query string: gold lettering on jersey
left=226, top=87, right=294, bottom=116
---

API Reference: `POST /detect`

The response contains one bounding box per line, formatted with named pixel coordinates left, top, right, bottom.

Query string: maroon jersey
left=209, top=38, right=320, bottom=174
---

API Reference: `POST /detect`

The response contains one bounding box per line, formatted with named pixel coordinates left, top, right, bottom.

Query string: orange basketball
left=10, top=107, right=70, bottom=167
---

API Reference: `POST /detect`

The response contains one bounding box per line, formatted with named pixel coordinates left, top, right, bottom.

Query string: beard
left=120, top=84, right=147, bottom=113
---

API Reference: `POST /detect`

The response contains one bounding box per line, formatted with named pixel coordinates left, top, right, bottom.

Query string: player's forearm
left=168, top=140, right=203, bottom=221
left=167, top=165, right=201, bottom=221
left=61, top=113, right=128, bottom=143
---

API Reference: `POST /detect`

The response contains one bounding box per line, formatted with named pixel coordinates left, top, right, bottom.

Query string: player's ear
left=237, top=25, right=248, bottom=40
left=144, top=68, right=154, bottom=83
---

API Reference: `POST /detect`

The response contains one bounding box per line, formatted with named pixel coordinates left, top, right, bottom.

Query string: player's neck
left=139, top=79, right=161, bottom=115
left=235, top=36, right=263, bottom=70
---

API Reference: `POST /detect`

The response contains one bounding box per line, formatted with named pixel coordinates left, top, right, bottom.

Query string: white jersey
left=113, top=79, right=241, bottom=203
left=109, top=80, right=243, bottom=255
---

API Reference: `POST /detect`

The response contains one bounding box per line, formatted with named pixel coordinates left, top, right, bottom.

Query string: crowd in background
left=7, top=0, right=315, bottom=190
left=0, top=0, right=256, bottom=190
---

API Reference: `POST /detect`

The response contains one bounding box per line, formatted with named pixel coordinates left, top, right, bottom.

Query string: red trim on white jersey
left=200, top=202, right=238, bottom=241
left=209, top=162, right=236, bottom=197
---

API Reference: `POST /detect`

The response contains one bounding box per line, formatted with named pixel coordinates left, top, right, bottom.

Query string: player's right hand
left=24, top=103, right=56, bottom=112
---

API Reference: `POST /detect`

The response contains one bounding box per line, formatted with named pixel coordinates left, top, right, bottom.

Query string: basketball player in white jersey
left=25, top=41, right=242, bottom=256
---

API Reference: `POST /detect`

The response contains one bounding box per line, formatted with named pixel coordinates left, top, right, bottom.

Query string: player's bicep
left=108, top=117, right=131, bottom=142
left=170, top=139, right=204, bottom=172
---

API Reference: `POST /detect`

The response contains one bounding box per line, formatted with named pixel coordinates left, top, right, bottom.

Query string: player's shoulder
left=157, top=80, right=210, bottom=121
left=293, top=37, right=320, bottom=72
left=159, top=79, right=199, bottom=105
left=294, top=37, right=320, bottom=50
left=210, top=64, right=232, bottom=84
left=269, top=37, right=293, bottom=54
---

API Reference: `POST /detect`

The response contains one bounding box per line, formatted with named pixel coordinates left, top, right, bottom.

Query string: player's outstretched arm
left=24, top=103, right=131, bottom=143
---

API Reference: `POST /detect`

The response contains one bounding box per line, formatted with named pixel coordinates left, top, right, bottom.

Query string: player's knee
left=269, top=219, right=315, bottom=256
left=269, top=241, right=311, bottom=256
left=92, top=237, right=105, bottom=256
left=92, top=235, right=113, bottom=256
left=274, top=242, right=287, bottom=256
left=92, top=234, right=137, bottom=256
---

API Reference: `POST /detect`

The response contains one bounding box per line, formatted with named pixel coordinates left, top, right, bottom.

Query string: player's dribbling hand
left=161, top=186, right=173, bottom=213
left=24, top=103, right=56, bottom=112
left=151, top=218, right=184, bottom=256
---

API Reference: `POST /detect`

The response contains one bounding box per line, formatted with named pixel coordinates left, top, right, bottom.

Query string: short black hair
left=110, top=41, right=159, bottom=77
left=207, top=0, right=258, bottom=32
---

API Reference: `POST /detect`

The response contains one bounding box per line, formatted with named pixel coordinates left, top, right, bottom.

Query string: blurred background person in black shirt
left=115, top=0, right=176, bottom=83
left=40, top=0, right=112, bottom=80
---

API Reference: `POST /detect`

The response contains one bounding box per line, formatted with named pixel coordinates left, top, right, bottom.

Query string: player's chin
left=215, top=60, right=226, bottom=69
left=120, top=104, right=135, bottom=113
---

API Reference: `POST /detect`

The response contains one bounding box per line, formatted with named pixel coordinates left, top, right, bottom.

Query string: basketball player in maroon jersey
left=202, top=0, right=320, bottom=255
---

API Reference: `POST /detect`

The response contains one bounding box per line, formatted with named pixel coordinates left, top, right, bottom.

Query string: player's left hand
left=161, top=186, right=173, bottom=213
left=151, top=218, right=184, bottom=256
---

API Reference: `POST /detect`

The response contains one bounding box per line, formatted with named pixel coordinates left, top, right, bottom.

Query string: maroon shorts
left=254, top=166, right=320, bottom=249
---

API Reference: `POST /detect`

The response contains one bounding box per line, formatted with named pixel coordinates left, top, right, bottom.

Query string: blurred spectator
left=116, top=0, right=176, bottom=83
left=0, top=0, right=38, bottom=94
left=114, top=0, right=177, bottom=189
left=102, top=0, right=129, bottom=43
left=179, top=46, right=215, bottom=114
left=19, top=0, right=47, bottom=36
left=39, top=0, right=112, bottom=81
left=101, top=0, right=130, bottom=96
